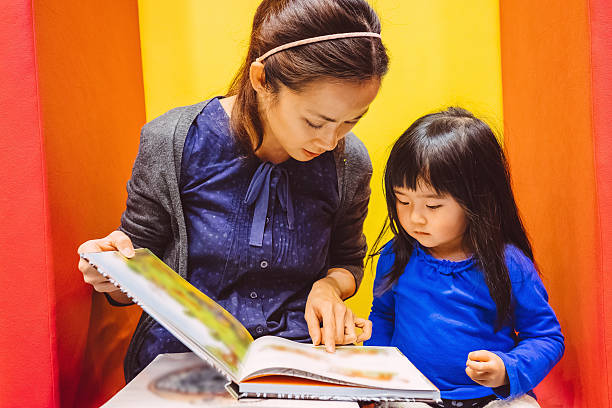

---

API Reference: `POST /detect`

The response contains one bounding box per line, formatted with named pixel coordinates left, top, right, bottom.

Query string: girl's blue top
left=365, top=241, right=564, bottom=401
left=136, top=98, right=340, bottom=372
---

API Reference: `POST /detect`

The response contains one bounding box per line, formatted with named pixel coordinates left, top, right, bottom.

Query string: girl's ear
left=249, top=61, right=268, bottom=94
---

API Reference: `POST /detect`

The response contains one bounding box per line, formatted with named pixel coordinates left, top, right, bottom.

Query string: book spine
left=238, top=392, right=432, bottom=403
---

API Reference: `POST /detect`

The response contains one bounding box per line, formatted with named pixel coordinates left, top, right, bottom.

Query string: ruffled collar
left=413, top=243, right=475, bottom=275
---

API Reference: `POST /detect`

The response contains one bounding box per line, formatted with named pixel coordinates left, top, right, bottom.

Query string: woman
left=78, top=0, right=389, bottom=381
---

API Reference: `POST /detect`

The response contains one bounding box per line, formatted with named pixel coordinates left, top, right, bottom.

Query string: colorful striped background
left=1, top=1, right=609, bottom=407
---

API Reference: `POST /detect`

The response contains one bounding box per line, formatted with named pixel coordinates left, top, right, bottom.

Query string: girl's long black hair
left=370, top=107, right=534, bottom=328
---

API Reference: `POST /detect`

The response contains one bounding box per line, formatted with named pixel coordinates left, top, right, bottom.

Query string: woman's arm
left=118, top=124, right=173, bottom=256
left=305, top=267, right=372, bottom=352
left=326, top=136, right=372, bottom=295
left=305, top=135, right=373, bottom=351
left=78, top=121, right=175, bottom=304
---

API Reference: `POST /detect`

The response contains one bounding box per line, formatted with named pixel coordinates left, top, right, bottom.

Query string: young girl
left=366, top=107, right=564, bottom=408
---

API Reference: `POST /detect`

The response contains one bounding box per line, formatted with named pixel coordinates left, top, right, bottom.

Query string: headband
left=255, top=32, right=382, bottom=63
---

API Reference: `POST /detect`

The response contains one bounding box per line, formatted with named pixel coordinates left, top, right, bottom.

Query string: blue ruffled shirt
left=136, top=98, right=340, bottom=372
left=365, top=242, right=564, bottom=400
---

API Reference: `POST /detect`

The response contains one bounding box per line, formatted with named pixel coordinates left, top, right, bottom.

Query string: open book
left=81, top=249, right=440, bottom=403
left=102, top=352, right=360, bottom=407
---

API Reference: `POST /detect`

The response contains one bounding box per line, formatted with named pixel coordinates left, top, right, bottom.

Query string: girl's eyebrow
left=393, top=189, right=444, bottom=199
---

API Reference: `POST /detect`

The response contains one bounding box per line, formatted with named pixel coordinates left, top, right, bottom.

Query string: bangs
left=386, top=128, right=459, bottom=197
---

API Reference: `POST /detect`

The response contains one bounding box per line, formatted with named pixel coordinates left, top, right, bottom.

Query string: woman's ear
left=249, top=61, right=267, bottom=94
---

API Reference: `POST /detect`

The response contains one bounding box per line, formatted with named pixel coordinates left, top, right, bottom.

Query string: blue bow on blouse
left=244, top=161, right=295, bottom=247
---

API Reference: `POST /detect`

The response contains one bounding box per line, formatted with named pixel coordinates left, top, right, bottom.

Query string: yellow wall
left=137, top=0, right=503, bottom=319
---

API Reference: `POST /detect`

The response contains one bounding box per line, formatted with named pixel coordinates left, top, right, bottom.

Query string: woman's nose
left=318, top=129, right=339, bottom=151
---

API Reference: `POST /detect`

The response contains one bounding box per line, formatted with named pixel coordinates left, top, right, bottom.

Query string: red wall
left=591, top=0, right=612, bottom=404
left=0, top=1, right=58, bottom=407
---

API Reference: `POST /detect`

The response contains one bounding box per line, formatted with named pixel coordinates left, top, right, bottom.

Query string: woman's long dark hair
left=226, top=0, right=389, bottom=154
left=370, top=107, right=534, bottom=328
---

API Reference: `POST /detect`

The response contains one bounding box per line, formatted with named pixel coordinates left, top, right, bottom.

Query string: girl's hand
left=77, top=230, right=134, bottom=302
left=465, top=350, right=509, bottom=388
left=305, top=276, right=372, bottom=352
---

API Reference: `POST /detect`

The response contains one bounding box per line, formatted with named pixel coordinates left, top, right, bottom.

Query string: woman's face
left=258, top=78, right=381, bottom=163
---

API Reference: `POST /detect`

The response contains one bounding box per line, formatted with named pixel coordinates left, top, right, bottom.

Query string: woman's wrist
left=318, top=268, right=356, bottom=299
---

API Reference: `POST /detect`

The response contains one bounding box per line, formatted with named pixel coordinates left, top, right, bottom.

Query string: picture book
left=81, top=249, right=440, bottom=403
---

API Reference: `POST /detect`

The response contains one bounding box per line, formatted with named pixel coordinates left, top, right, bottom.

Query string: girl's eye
left=398, top=200, right=410, bottom=206
left=426, top=205, right=442, bottom=210
left=305, top=119, right=323, bottom=129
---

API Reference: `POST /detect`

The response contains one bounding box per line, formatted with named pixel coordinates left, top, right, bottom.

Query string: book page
left=82, top=249, right=253, bottom=381
left=240, top=337, right=436, bottom=392
left=102, top=352, right=359, bottom=407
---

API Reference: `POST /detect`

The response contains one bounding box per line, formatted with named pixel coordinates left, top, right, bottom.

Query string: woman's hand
left=77, top=230, right=135, bottom=303
left=305, top=272, right=372, bottom=352
left=465, top=350, right=508, bottom=388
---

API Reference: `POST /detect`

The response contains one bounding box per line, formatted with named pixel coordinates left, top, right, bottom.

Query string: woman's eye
left=305, top=120, right=323, bottom=129
left=426, top=205, right=441, bottom=210
left=398, top=200, right=410, bottom=206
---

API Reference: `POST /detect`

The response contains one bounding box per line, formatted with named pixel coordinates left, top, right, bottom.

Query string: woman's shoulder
left=333, top=133, right=373, bottom=205
left=140, top=100, right=213, bottom=146
left=341, top=132, right=373, bottom=173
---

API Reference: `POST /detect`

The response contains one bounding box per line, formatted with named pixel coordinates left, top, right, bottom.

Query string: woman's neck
left=219, top=95, right=288, bottom=164
left=219, top=94, right=235, bottom=117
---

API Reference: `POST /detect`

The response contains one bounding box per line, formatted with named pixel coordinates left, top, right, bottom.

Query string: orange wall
left=33, top=2, right=145, bottom=407
left=500, top=1, right=602, bottom=406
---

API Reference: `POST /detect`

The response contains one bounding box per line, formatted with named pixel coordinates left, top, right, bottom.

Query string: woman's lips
left=304, top=149, right=322, bottom=158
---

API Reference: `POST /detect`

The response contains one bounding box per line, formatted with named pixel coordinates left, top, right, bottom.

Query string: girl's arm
left=489, top=247, right=565, bottom=399
left=364, top=245, right=396, bottom=346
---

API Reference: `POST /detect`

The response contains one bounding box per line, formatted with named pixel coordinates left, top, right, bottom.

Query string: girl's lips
left=413, top=231, right=430, bottom=235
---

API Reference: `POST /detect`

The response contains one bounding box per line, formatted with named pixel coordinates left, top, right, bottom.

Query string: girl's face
left=394, top=181, right=469, bottom=261
left=258, top=78, right=380, bottom=163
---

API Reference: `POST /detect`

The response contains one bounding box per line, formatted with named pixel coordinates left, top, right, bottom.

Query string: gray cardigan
left=119, top=99, right=373, bottom=381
